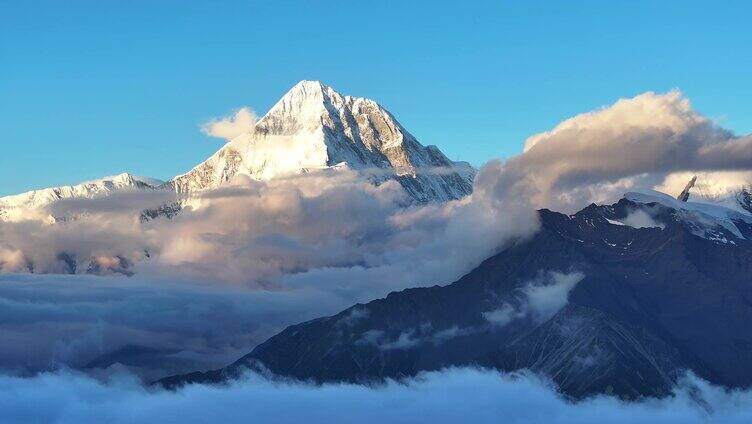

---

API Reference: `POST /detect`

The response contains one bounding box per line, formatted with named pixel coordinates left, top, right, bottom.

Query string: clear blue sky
left=1, top=0, right=750, bottom=196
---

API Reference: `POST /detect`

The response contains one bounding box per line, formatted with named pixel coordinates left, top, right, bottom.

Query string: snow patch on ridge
left=0, top=173, right=159, bottom=222
left=626, top=189, right=752, bottom=240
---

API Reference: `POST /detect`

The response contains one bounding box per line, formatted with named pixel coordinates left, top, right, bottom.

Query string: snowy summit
left=170, top=80, right=475, bottom=202
left=0, top=81, right=475, bottom=222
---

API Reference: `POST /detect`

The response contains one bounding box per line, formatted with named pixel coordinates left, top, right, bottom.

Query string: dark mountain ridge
left=159, top=195, right=752, bottom=399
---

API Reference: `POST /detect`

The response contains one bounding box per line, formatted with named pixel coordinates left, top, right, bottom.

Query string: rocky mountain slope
left=159, top=192, right=752, bottom=399
left=169, top=80, right=474, bottom=202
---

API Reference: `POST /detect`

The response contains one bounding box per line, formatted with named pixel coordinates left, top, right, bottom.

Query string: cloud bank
left=0, top=168, right=540, bottom=379
left=1, top=368, right=750, bottom=424
left=479, top=90, right=752, bottom=212
left=0, top=273, right=352, bottom=381
left=0, top=167, right=538, bottom=283
left=621, top=209, right=666, bottom=229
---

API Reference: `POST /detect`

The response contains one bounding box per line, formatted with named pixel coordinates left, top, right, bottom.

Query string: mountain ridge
left=156, top=192, right=752, bottom=398
left=0, top=81, right=474, bottom=222
left=169, top=80, right=474, bottom=202
left=0, top=173, right=160, bottom=222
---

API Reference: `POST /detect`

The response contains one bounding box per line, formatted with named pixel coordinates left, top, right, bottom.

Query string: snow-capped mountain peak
left=0, top=172, right=161, bottom=222
left=170, top=80, right=474, bottom=201
left=259, top=80, right=409, bottom=153
left=0, top=81, right=474, bottom=222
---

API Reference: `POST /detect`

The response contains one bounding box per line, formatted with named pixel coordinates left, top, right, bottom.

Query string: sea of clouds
left=0, top=164, right=539, bottom=379
left=2, top=368, right=752, bottom=424
left=2, top=90, right=752, bottom=420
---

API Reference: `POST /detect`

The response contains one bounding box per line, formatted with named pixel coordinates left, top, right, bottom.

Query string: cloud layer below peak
left=1, top=368, right=751, bottom=424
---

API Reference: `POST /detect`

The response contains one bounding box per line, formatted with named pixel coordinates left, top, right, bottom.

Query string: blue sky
left=1, top=0, right=750, bottom=196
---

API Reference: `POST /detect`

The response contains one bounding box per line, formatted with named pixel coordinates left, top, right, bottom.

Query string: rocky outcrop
left=677, top=175, right=697, bottom=202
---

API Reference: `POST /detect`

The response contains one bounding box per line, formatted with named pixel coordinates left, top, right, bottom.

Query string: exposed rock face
left=169, top=81, right=475, bottom=203
left=158, top=195, right=752, bottom=399
left=139, top=201, right=182, bottom=223
left=677, top=175, right=697, bottom=202
left=736, top=188, right=752, bottom=214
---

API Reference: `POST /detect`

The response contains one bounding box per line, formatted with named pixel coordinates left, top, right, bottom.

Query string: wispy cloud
left=483, top=271, right=584, bottom=327
left=201, top=107, right=257, bottom=141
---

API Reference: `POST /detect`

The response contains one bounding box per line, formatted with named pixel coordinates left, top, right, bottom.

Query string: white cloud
left=338, top=307, right=370, bottom=327
left=482, top=303, right=525, bottom=327
left=0, top=164, right=540, bottom=290
left=0, top=166, right=542, bottom=378
left=431, top=325, right=476, bottom=343
left=356, top=329, right=420, bottom=351
left=201, top=107, right=258, bottom=141
left=656, top=171, right=752, bottom=200
left=6, top=90, right=751, bottom=284
left=0, top=368, right=750, bottom=424
left=523, top=271, right=584, bottom=322
left=357, top=324, right=478, bottom=350
left=481, top=90, right=752, bottom=213
left=622, top=209, right=665, bottom=229
left=484, top=271, right=584, bottom=327
left=0, top=273, right=347, bottom=381
left=356, top=329, right=386, bottom=347
left=379, top=330, right=421, bottom=350
left=0, top=245, right=26, bottom=273
left=523, top=90, right=709, bottom=152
